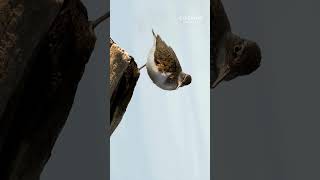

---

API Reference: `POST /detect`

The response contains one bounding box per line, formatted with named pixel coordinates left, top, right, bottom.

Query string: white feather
left=146, top=38, right=171, bottom=85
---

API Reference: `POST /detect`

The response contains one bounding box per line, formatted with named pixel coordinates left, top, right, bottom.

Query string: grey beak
left=211, top=66, right=230, bottom=89
left=176, top=78, right=184, bottom=89
left=176, top=82, right=182, bottom=89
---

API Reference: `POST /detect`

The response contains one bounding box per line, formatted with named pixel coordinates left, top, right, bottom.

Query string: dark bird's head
left=212, top=34, right=261, bottom=88
left=177, top=72, right=192, bottom=89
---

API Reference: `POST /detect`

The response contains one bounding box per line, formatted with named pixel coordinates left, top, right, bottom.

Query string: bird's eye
left=234, top=45, right=242, bottom=54
left=231, top=44, right=244, bottom=64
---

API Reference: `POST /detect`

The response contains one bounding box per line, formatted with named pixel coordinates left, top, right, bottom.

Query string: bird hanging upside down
left=211, top=0, right=261, bottom=89
left=140, top=30, right=192, bottom=90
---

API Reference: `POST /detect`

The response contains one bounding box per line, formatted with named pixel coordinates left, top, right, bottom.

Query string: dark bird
left=142, top=30, right=192, bottom=90
left=211, top=0, right=261, bottom=88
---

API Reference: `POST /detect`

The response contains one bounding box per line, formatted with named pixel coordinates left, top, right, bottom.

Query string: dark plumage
left=211, top=0, right=261, bottom=88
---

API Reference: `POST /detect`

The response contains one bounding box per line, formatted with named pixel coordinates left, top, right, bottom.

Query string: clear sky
left=111, top=0, right=210, bottom=180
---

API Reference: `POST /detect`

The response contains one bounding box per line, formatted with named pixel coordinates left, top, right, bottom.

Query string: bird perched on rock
left=141, top=30, right=192, bottom=90
left=211, top=0, right=261, bottom=88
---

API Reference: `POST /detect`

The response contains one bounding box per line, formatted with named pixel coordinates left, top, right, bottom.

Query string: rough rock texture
left=0, top=0, right=97, bottom=179
left=110, top=38, right=139, bottom=136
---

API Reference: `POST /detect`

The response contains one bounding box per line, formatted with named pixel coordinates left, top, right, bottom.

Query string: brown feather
left=153, top=34, right=181, bottom=74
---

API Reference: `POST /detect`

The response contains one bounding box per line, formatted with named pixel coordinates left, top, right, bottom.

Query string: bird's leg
left=91, top=11, right=110, bottom=29
left=138, top=64, right=146, bottom=70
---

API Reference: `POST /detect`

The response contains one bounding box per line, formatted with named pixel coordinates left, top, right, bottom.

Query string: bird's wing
left=211, top=0, right=231, bottom=85
left=212, top=0, right=231, bottom=60
left=154, top=34, right=182, bottom=74
left=212, top=0, right=231, bottom=46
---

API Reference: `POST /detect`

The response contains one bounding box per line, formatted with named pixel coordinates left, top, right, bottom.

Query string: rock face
left=110, top=38, right=140, bottom=136
left=0, top=0, right=97, bottom=179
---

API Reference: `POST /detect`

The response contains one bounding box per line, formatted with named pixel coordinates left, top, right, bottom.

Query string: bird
left=140, top=30, right=192, bottom=90
left=211, top=0, right=261, bottom=89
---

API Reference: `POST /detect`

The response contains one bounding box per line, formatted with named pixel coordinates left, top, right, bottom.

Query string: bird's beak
left=176, top=83, right=181, bottom=89
left=176, top=76, right=186, bottom=89
left=176, top=81, right=183, bottom=89
left=212, top=66, right=230, bottom=89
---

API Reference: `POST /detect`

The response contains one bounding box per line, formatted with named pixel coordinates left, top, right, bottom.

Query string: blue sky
left=111, top=0, right=210, bottom=179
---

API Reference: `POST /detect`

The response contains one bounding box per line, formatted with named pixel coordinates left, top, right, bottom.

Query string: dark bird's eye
left=234, top=45, right=242, bottom=54
left=231, top=44, right=244, bottom=64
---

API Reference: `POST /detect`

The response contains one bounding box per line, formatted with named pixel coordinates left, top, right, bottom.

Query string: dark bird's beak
left=211, top=66, right=230, bottom=89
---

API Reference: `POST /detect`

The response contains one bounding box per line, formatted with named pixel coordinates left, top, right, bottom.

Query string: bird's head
left=177, top=72, right=192, bottom=89
left=212, top=34, right=261, bottom=88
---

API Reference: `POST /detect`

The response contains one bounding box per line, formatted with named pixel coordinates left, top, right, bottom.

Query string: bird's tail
left=152, top=29, right=156, bottom=38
